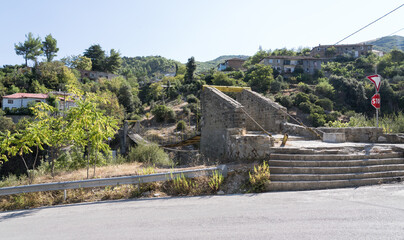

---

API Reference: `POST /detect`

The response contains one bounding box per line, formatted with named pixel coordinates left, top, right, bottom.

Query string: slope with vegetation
left=1, top=33, right=404, bottom=209
left=365, top=35, right=404, bottom=52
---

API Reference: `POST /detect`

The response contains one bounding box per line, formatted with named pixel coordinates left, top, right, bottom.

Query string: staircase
left=266, top=146, right=404, bottom=191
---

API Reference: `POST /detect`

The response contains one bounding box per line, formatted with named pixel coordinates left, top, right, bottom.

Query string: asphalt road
left=1, top=183, right=404, bottom=240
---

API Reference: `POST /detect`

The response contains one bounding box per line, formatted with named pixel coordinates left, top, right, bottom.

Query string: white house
left=2, top=93, right=48, bottom=110
left=2, top=93, right=76, bottom=112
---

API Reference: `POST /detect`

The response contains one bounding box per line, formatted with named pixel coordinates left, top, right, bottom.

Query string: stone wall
left=317, top=127, right=383, bottom=143
left=200, top=87, right=246, bottom=160
left=236, top=90, right=287, bottom=133
left=281, top=122, right=318, bottom=139
left=225, top=129, right=273, bottom=160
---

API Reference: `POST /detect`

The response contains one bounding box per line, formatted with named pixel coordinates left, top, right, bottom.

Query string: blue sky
left=1, top=0, right=403, bottom=66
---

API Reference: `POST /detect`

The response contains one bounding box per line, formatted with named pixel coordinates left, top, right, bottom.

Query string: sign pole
left=367, top=72, right=382, bottom=128
left=375, top=66, right=378, bottom=128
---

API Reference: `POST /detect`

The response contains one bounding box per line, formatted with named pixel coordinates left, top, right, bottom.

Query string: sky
left=1, top=0, right=403, bottom=66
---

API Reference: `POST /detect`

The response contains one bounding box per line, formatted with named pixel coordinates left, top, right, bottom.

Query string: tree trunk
left=93, top=145, right=98, bottom=178
left=86, top=145, right=90, bottom=179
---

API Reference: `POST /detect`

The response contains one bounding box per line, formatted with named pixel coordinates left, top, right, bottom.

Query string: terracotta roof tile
left=2, top=93, right=48, bottom=99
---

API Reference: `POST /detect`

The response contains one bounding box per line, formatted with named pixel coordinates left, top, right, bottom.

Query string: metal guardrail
left=0, top=165, right=228, bottom=196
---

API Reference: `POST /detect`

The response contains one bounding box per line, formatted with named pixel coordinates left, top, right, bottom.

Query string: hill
left=364, top=35, right=404, bottom=52
left=196, top=55, right=249, bottom=73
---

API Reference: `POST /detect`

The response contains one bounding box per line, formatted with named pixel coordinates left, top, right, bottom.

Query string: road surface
left=1, top=183, right=404, bottom=239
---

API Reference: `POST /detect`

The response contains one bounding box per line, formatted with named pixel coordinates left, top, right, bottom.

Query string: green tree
left=244, top=64, right=274, bottom=93
left=72, top=55, right=92, bottom=70
left=104, top=49, right=122, bottom=73
left=212, top=72, right=237, bottom=86
left=14, top=32, right=43, bottom=66
left=42, top=34, right=59, bottom=62
left=244, top=50, right=269, bottom=67
left=118, top=83, right=135, bottom=113
left=84, top=44, right=106, bottom=71
left=184, top=57, right=196, bottom=84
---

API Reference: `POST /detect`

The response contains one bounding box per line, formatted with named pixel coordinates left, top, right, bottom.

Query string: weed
left=169, top=173, right=198, bottom=195
left=208, top=171, right=224, bottom=192
left=249, top=161, right=271, bottom=193
left=141, top=165, right=156, bottom=175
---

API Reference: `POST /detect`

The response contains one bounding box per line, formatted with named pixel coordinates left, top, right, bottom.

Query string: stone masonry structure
left=200, top=86, right=396, bottom=161
left=200, top=87, right=287, bottom=160
left=235, top=90, right=287, bottom=133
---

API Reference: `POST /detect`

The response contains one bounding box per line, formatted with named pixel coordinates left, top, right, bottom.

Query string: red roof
left=2, top=93, right=48, bottom=99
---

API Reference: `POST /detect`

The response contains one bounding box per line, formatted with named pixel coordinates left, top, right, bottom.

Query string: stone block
left=323, top=133, right=346, bottom=143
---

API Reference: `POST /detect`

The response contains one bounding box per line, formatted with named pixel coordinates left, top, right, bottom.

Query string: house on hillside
left=217, top=58, right=246, bottom=71
left=2, top=93, right=76, bottom=112
left=310, top=44, right=373, bottom=58
left=259, top=56, right=327, bottom=74
left=78, top=70, right=119, bottom=81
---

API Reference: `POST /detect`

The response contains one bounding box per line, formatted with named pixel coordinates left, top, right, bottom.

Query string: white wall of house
left=2, top=98, right=46, bottom=110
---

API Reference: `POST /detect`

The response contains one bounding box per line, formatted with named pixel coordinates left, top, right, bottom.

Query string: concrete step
left=268, top=158, right=404, bottom=167
left=265, top=177, right=404, bottom=191
left=269, top=164, right=404, bottom=174
left=270, top=170, right=404, bottom=181
left=270, top=152, right=403, bottom=161
left=270, top=147, right=347, bottom=155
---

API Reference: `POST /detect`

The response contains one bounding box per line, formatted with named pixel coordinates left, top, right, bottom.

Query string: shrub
left=176, top=120, right=187, bottom=132
left=127, top=113, right=142, bottom=121
left=297, top=82, right=311, bottom=93
left=293, top=92, right=310, bottom=106
left=249, top=161, right=270, bottom=193
left=186, top=94, right=199, bottom=103
left=315, top=98, right=333, bottom=111
left=152, top=105, right=176, bottom=123
left=315, top=81, right=335, bottom=97
left=276, top=95, right=293, bottom=108
left=127, top=143, right=173, bottom=167
left=309, top=112, right=326, bottom=127
left=298, top=101, right=312, bottom=113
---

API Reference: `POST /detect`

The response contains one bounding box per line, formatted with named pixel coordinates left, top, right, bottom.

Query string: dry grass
left=0, top=162, right=218, bottom=211
left=0, top=174, right=217, bottom=211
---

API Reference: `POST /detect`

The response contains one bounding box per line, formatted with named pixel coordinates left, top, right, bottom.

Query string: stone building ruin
left=200, top=86, right=404, bottom=161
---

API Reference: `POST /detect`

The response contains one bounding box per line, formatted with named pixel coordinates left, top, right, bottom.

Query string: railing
left=0, top=165, right=228, bottom=197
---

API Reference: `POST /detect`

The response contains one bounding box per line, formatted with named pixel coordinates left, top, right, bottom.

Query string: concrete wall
left=200, top=87, right=246, bottom=160
left=236, top=90, right=287, bottom=133
left=317, top=127, right=383, bottom=143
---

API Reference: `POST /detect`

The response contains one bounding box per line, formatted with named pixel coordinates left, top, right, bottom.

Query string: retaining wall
left=317, top=127, right=383, bottom=143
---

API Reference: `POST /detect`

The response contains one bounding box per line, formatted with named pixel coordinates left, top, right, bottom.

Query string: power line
left=334, top=3, right=404, bottom=45
left=389, top=27, right=404, bottom=36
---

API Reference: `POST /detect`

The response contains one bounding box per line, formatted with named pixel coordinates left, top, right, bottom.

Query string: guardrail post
left=218, top=165, right=228, bottom=177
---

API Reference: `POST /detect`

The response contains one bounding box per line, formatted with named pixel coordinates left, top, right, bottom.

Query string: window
left=317, top=48, right=321, bottom=51
left=7, top=99, right=13, bottom=104
left=277, top=59, right=280, bottom=63
left=269, top=59, right=273, bottom=63
left=35, top=100, right=41, bottom=103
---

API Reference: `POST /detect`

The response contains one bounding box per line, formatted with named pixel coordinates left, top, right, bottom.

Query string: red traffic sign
left=371, top=93, right=380, bottom=109
left=367, top=74, right=381, bottom=92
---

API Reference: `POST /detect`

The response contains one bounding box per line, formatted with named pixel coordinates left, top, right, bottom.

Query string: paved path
left=1, top=183, right=404, bottom=240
